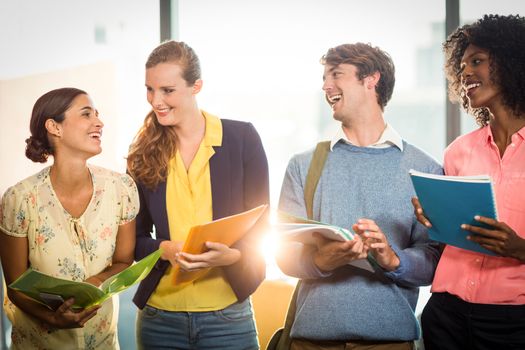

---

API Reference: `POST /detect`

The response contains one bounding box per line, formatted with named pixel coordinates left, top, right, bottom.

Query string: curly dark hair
left=320, top=42, right=395, bottom=110
left=444, top=14, right=525, bottom=126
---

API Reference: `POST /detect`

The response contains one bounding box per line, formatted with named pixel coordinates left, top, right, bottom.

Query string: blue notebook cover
left=409, top=170, right=498, bottom=256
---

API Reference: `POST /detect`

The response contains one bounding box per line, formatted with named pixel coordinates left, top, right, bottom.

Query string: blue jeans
left=136, top=299, right=259, bottom=350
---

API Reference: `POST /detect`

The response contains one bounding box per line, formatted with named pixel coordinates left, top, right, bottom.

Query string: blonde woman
left=127, top=41, right=269, bottom=350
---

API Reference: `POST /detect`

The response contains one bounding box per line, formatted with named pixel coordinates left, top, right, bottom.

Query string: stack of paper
left=274, top=211, right=375, bottom=272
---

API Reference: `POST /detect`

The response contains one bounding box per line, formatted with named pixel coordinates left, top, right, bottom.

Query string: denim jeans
left=136, top=299, right=259, bottom=350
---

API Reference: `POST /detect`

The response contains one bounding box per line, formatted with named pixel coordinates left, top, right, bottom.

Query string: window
left=178, top=0, right=447, bottom=206
left=177, top=1, right=446, bottom=284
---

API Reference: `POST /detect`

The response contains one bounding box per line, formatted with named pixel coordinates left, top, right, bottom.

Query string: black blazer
left=133, top=119, right=270, bottom=309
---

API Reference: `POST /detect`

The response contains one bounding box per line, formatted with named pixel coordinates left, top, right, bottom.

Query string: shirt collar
left=330, top=122, right=404, bottom=151
left=484, top=124, right=525, bottom=145
left=484, top=125, right=493, bottom=145
left=201, top=110, right=223, bottom=147
left=518, top=125, right=525, bottom=140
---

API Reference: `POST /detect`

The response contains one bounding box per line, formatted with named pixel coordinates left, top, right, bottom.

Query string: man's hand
left=312, top=233, right=368, bottom=272
left=353, top=218, right=400, bottom=271
left=176, top=242, right=241, bottom=271
left=463, top=216, right=525, bottom=262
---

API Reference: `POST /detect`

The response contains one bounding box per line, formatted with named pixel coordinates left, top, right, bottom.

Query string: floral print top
left=0, top=165, right=139, bottom=350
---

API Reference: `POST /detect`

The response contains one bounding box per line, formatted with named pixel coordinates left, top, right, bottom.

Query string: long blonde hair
left=127, top=41, right=201, bottom=189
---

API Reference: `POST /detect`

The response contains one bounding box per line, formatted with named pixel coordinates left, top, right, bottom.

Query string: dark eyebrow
left=462, top=50, right=487, bottom=61
left=80, top=107, right=99, bottom=117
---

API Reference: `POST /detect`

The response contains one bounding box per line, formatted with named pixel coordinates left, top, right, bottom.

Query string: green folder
left=9, top=249, right=162, bottom=309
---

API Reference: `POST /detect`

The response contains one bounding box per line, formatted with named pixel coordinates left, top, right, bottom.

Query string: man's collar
left=330, top=123, right=404, bottom=151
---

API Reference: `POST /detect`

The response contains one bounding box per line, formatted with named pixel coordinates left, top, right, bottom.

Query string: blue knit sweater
left=278, top=140, right=443, bottom=341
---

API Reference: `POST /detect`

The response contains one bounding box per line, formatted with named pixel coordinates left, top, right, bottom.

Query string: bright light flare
left=258, top=210, right=289, bottom=279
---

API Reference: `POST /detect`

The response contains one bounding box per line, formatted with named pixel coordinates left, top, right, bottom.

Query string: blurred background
left=1, top=1, right=523, bottom=348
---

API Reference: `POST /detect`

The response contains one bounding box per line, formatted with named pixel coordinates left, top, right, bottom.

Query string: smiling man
left=276, top=43, right=443, bottom=350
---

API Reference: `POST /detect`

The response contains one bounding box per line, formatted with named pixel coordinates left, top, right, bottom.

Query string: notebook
left=409, top=169, right=498, bottom=256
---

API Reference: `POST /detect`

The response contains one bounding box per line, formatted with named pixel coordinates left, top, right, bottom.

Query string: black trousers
left=421, top=292, right=525, bottom=350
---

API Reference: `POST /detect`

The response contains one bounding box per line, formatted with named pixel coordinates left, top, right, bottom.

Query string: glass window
left=177, top=0, right=446, bottom=278
left=179, top=0, right=447, bottom=198
left=177, top=5, right=447, bottom=342
left=0, top=0, right=160, bottom=188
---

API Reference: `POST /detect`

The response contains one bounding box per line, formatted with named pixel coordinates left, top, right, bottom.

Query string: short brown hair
left=321, top=43, right=395, bottom=110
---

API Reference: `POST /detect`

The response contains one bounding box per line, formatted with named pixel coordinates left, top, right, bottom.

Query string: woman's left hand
left=175, top=242, right=241, bottom=271
left=463, top=216, right=525, bottom=262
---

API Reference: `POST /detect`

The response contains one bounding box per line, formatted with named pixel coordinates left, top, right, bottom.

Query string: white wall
left=0, top=62, right=120, bottom=194
left=0, top=0, right=159, bottom=194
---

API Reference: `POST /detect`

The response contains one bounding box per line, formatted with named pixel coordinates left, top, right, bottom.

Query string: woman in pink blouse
left=413, top=14, right=525, bottom=350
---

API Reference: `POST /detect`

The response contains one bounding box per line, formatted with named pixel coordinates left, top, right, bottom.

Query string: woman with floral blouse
left=0, top=87, right=139, bottom=349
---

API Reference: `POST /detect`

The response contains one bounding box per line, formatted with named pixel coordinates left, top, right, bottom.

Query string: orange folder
left=173, top=204, right=268, bottom=285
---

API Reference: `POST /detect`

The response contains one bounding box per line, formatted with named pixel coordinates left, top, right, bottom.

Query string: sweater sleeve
left=382, top=163, right=444, bottom=287
left=276, top=155, right=333, bottom=279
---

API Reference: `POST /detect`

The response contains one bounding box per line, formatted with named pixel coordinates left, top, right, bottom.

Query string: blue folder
left=409, top=169, right=498, bottom=256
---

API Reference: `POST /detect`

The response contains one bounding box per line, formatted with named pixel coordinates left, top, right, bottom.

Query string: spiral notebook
left=409, top=169, right=498, bottom=256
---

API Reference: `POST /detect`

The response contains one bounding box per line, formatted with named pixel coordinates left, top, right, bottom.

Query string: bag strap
left=304, top=141, right=331, bottom=220
left=273, top=141, right=330, bottom=350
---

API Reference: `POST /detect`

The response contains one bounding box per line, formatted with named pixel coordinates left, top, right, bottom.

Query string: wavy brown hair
left=444, top=14, right=525, bottom=126
left=320, top=42, right=396, bottom=110
left=127, top=41, right=201, bottom=189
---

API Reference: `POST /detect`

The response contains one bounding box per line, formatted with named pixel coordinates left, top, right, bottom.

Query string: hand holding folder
left=173, top=204, right=268, bottom=285
left=9, top=249, right=162, bottom=309
left=409, top=169, right=498, bottom=255
left=274, top=210, right=375, bottom=272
